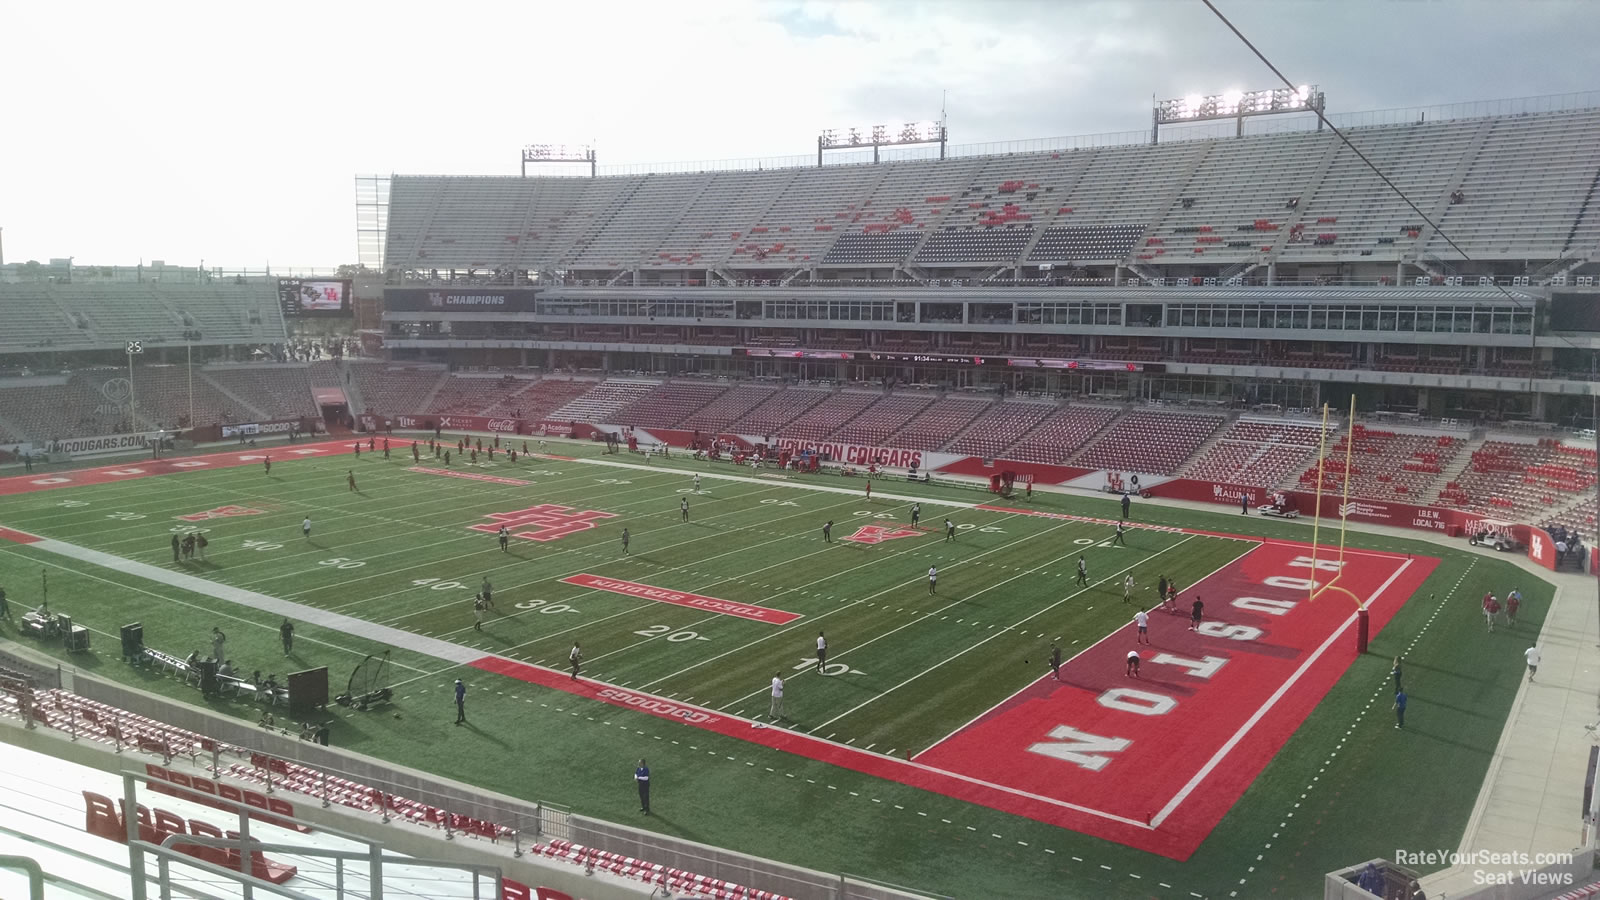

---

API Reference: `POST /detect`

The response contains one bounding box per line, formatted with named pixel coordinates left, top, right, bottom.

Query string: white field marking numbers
left=759, top=498, right=798, bottom=507
left=852, top=511, right=898, bottom=520
left=632, top=625, right=712, bottom=643
left=241, top=539, right=280, bottom=551
left=794, top=657, right=865, bottom=677
left=57, top=500, right=90, bottom=508
left=318, top=557, right=365, bottom=570
left=595, top=478, right=632, bottom=485
left=956, top=523, right=1004, bottom=534
left=677, top=488, right=713, bottom=496
left=1073, top=538, right=1095, bottom=545
left=512, top=598, right=579, bottom=615
left=107, top=511, right=146, bottom=521
left=172, top=526, right=214, bottom=535
left=411, top=578, right=468, bottom=592
left=523, top=470, right=562, bottom=477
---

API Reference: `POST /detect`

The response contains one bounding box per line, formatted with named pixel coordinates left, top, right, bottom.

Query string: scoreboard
left=279, top=278, right=352, bottom=318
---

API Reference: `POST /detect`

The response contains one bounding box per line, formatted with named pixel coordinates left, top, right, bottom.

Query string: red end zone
left=477, top=541, right=1433, bottom=860
left=915, top=541, right=1435, bottom=857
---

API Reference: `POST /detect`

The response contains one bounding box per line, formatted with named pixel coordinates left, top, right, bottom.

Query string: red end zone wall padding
left=1147, top=478, right=1485, bottom=535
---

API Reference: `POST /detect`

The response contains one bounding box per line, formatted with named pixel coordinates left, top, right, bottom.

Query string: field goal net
left=337, top=650, right=393, bottom=710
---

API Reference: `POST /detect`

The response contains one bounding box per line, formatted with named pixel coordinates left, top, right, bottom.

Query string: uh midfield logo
left=470, top=504, right=616, bottom=542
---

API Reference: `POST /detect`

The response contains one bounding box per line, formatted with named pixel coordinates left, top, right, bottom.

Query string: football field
left=0, top=438, right=1545, bottom=897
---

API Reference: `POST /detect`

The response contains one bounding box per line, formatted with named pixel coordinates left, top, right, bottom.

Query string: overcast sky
left=2, top=0, right=1596, bottom=270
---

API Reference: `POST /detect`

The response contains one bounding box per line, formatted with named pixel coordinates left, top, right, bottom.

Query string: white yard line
left=808, top=535, right=1202, bottom=733
left=22, top=535, right=484, bottom=665
left=912, top=541, right=1262, bottom=759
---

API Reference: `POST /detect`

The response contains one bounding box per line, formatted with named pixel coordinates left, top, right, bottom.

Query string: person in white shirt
left=693, top=473, right=700, bottom=491
left=927, top=565, right=938, bottom=595
left=1123, top=574, right=1135, bottom=604
left=1126, top=650, right=1141, bottom=678
left=301, top=517, right=312, bottom=540
left=1135, top=608, right=1150, bottom=644
left=769, top=673, right=785, bottom=720
left=815, top=632, right=828, bottom=674
left=1525, top=645, right=1540, bottom=681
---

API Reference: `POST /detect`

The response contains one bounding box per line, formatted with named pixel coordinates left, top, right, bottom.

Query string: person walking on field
left=1049, top=642, right=1062, bottom=681
left=945, top=518, right=956, bottom=542
left=621, top=527, right=630, bottom=555
left=454, top=679, right=466, bottom=725
left=680, top=497, right=689, bottom=522
left=1123, top=574, right=1134, bottom=603
left=347, top=470, right=358, bottom=492
left=280, top=619, right=294, bottom=656
left=498, top=525, right=509, bottom=552
left=768, top=673, right=785, bottom=721
left=263, top=456, right=271, bottom=476
left=569, top=642, right=583, bottom=680
left=1121, top=492, right=1131, bottom=520
left=1507, top=588, right=1522, bottom=625
left=171, top=533, right=181, bottom=563
left=1393, top=689, right=1407, bottom=729
left=927, top=565, right=938, bottom=595
left=822, top=520, right=833, bottom=543
left=302, top=516, right=312, bottom=541
left=911, top=503, right=921, bottom=529
left=1075, top=557, right=1088, bottom=587
left=815, top=632, right=828, bottom=674
left=1525, top=645, right=1540, bottom=681
left=1135, top=608, right=1150, bottom=644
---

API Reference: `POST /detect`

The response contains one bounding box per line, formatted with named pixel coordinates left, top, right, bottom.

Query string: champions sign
left=383, top=287, right=537, bottom=313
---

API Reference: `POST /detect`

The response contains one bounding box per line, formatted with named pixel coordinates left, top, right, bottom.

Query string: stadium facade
left=376, top=100, right=1600, bottom=428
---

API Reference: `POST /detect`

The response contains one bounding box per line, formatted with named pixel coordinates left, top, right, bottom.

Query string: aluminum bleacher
left=1437, top=439, right=1598, bottom=520
left=944, top=400, right=1057, bottom=458
left=351, top=366, right=447, bottom=416
left=0, top=281, right=285, bottom=351
left=1183, top=418, right=1328, bottom=487
left=1297, top=425, right=1462, bottom=501
left=0, top=375, right=118, bottom=441
left=547, top=380, right=659, bottom=423
left=827, top=392, right=936, bottom=446
left=1071, top=410, right=1225, bottom=476
left=732, top=385, right=835, bottom=438
left=613, top=381, right=730, bottom=428
left=996, top=404, right=1121, bottom=465
left=424, top=376, right=531, bottom=415
left=199, top=365, right=318, bottom=421
left=131, top=365, right=253, bottom=428
left=780, top=390, right=882, bottom=444
left=479, top=378, right=599, bottom=419
left=678, top=382, right=781, bottom=433
left=891, top=395, right=994, bottom=451
left=384, top=102, right=1600, bottom=275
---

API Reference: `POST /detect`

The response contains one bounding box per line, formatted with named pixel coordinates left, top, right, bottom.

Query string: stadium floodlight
left=521, top=142, right=597, bottom=177
left=817, top=118, right=948, bottom=166
left=1153, top=85, right=1325, bottom=142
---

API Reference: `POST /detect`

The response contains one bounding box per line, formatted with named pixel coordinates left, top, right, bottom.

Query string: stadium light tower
left=1152, top=85, right=1325, bottom=143
left=521, top=144, right=597, bottom=177
left=817, top=120, right=947, bottom=166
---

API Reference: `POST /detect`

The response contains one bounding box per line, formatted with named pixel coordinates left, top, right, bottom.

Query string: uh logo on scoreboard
left=469, top=504, right=617, bottom=542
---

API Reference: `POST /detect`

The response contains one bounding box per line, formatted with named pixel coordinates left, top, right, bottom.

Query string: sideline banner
left=49, top=432, right=155, bottom=458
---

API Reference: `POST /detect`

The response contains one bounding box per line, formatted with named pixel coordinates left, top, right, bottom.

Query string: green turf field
left=0, top=440, right=1552, bottom=899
